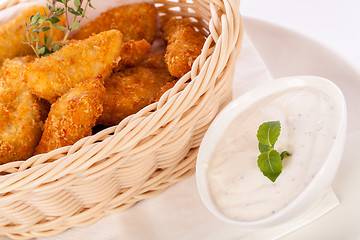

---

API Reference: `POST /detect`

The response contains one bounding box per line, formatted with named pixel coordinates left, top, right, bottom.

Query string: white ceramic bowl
left=196, top=76, right=347, bottom=228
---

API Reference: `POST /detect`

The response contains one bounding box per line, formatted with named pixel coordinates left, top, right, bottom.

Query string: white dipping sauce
left=206, top=87, right=339, bottom=221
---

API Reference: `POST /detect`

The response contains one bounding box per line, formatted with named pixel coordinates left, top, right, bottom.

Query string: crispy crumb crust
left=141, top=53, right=168, bottom=69
left=35, top=75, right=105, bottom=155
left=23, top=29, right=123, bottom=103
left=115, top=39, right=151, bottom=71
left=155, top=80, right=177, bottom=102
left=0, top=57, right=42, bottom=163
left=162, top=17, right=205, bottom=78
left=161, top=17, right=193, bottom=42
left=72, top=3, right=157, bottom=43
left=97, top=63, right=175, bottom=126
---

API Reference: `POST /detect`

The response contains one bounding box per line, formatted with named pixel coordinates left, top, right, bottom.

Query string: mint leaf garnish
left=256, top=121, right=281, bottom=147
left=257, top=150, right=282, bottom=182
left=256, top=121, right=291, bottom=182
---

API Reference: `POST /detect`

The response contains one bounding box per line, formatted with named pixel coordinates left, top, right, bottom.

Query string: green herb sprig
left=24, top=0, right=94, bottom=57
left=256, top=121, right=291, bottom=182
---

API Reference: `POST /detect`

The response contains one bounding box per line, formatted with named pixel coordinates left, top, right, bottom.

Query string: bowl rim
left=196, top=75, right=347, bottom=227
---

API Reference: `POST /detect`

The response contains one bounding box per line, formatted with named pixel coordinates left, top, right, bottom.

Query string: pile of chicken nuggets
left=0, top=3, right=206, bottom=164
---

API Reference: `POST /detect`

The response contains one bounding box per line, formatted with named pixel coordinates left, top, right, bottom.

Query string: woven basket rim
left=0, top=0, right=243, bottom=190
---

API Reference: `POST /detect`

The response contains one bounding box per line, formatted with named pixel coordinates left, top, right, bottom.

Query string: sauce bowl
left=196, top=76, right=347, bottom=228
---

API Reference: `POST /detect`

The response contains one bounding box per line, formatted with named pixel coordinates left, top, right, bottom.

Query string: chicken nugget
left=72, top=3, right=157, bottom=43
left=35, top=75, right=105, bottom=155
left=0, top=57, right=42, bottom=164
left=97, top=66, right=175, bottom=126
left=115, top=39, right=151, bottom=71
left=0, top=5, right=65, bottom=66
left=162, top=17, right=205, bottom=78
left=23, top=29, right=123, bottom=103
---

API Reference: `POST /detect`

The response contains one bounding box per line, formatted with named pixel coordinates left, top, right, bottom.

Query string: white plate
left=244, top=16, right=360, bottom=239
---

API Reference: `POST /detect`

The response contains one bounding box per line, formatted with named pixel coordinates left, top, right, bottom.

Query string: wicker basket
left=0, top=0, right=243, bottom=239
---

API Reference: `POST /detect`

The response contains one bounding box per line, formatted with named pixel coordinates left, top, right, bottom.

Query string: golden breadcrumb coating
left=115, top=39, right=151, bottom=71
left=0, top=5, right=65, bottom=66
left=161, top=17, right=192, bottom=42
left=34, top=75, right=105, bottom=155
left=0, top=56, right=42, bottom=163
left=162, top=17, right=205, bottom=78
left=0, top=56, right=35, bottom=76
left=72, top=3, right=157, bottom=43
left=141, top=53, right=168, bottom=69
left=97, top=63, right=175, bottom=126
left=23, top=29, right=123, bottom=103
left=155, top=80, right=177, bottom=101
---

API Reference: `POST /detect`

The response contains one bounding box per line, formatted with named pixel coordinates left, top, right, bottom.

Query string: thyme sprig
left=24, top=0, right=94, bottom=57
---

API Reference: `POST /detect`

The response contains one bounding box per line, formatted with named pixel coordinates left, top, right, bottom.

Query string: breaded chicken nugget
left=0, top=57, right=42, bottom=164
left=162, top=17, right=205, bottom=78
left=23, top=30, right=123, bottom=103
left=55, top=39, right=150, bottom=72
left=115, top=39, right=151, bottom=71
left=34, top=75, right=105, bottom=155
left=72, top=3, right=157, bottom=43
left=97, top=65, right=175, bottom=126
left=0, top=5, right=65, bottom=66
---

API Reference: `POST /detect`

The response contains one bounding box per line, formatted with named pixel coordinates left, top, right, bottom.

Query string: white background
left=240, top=0, right=360, bottom=71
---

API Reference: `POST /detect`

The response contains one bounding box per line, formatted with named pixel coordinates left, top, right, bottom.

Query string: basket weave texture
left=0, top=0, right=243, bottom=239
